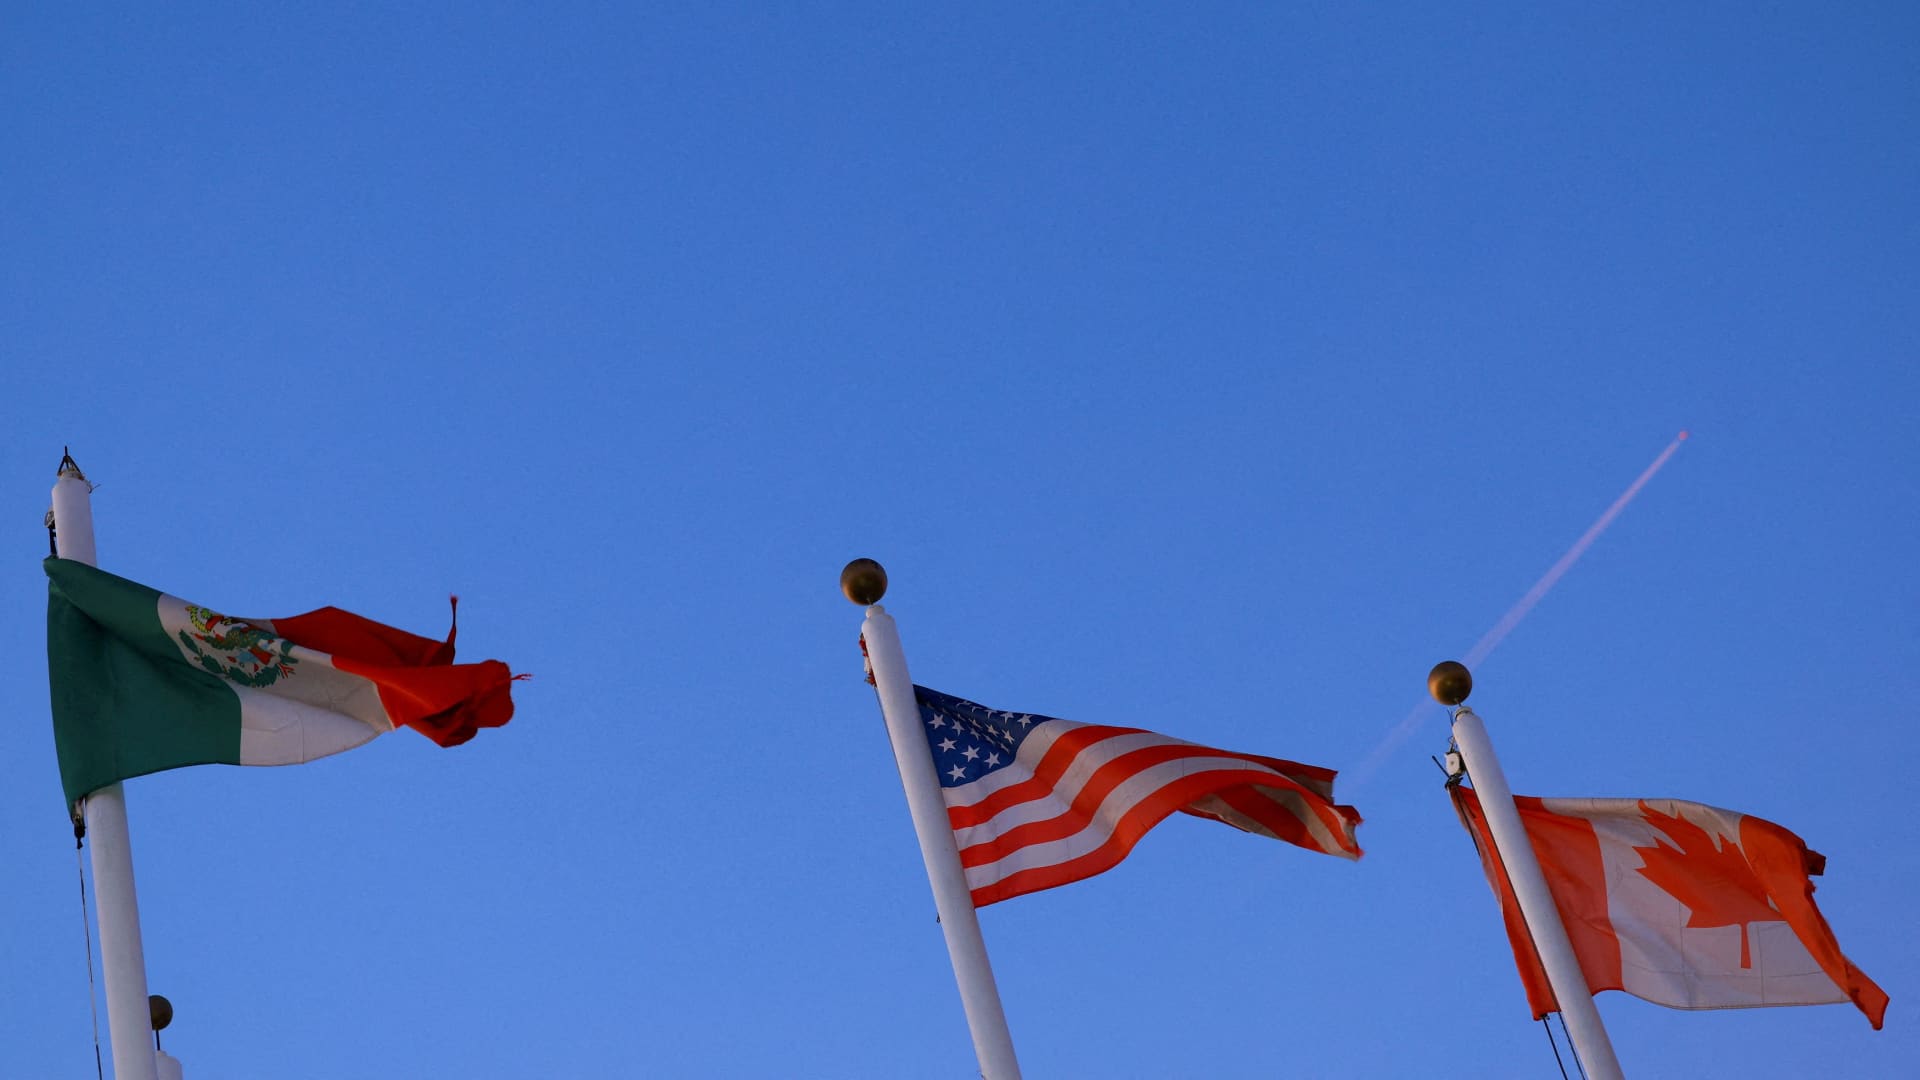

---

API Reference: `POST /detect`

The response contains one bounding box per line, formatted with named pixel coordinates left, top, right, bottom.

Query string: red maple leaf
left=1633, top=801, right=1782, bottom=968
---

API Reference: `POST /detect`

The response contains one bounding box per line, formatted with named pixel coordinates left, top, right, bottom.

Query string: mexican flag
left=46, top=557, right=519, bottom=811
left=1451, top=785, right=1887, bottom=1028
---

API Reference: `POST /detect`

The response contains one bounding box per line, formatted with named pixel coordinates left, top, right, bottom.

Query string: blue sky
left=4, top=4, right=1916, bottom=1077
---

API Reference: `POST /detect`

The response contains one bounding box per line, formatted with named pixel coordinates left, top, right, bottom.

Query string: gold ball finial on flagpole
left=149, top=994, right=173, bottom=1032
left=841, top=558, right=888, bottom=605
left=1428, top=660, right=1473, bottom=706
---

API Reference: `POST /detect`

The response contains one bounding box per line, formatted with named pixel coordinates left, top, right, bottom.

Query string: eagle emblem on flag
left=176, top=604, right=299, bottom=688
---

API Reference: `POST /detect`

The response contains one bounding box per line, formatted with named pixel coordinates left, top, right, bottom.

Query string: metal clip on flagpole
left=844, top=560, right=1022, bottom=1080
left=1431, top=661, right=1625, bottom=1080
left=53, top=454, right=165, bottom=1080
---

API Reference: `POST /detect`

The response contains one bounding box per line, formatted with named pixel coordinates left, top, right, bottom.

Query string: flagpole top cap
left=1428, top=660, right=1473, bottom=706
left=841, top=558, right=888, bottom=605
left=149, top=994, right=173, bottom=1032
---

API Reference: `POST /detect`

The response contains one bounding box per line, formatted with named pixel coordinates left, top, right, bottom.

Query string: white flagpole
left=1431, top=662, right=1624, bottom=1080
left=52, top=455, right=163, bottom=1080
left=844, top=560, right=1021, bottom=1080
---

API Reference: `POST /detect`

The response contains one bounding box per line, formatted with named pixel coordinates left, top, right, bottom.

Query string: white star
left=985, top=752, right=1001, bottom=767
left=1016, top=714, right=1034, bottom=727
left=927, top=714, right=945, bottom=729
left=938, top=737, right=957, bottom=753
left=962, top=745, right=981, bottom=761
left=947, top=764, right=967, bottom=781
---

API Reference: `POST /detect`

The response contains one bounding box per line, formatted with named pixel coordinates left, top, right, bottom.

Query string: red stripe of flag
left=271, top=602, right=517, bottom=747
left=956, top=746, right=1321, bottom=869
left=968, top=766, right=1352, bottom=906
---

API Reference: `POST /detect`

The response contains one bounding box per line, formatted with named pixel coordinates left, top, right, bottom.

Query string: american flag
left=914, top=686, right=1363, bottom=907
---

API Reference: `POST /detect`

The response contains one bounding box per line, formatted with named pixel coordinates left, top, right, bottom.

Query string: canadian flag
left=1451, top=786, right=1887, bottom=1029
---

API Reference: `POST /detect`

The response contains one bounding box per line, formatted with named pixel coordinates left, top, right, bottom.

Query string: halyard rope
left=76, top=814, right=105, bottom=1080
left=1542, top=1016, right=1571, bottom=1080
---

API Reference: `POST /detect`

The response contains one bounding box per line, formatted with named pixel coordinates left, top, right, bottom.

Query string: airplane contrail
left=1345, top=431, right=1691, bottom=788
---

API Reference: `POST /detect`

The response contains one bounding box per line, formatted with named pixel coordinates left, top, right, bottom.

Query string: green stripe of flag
left=46, top=558, right=241, bottom=809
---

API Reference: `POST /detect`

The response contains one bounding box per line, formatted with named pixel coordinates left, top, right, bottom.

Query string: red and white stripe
left=945, top=717, right=1362, bottom=907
